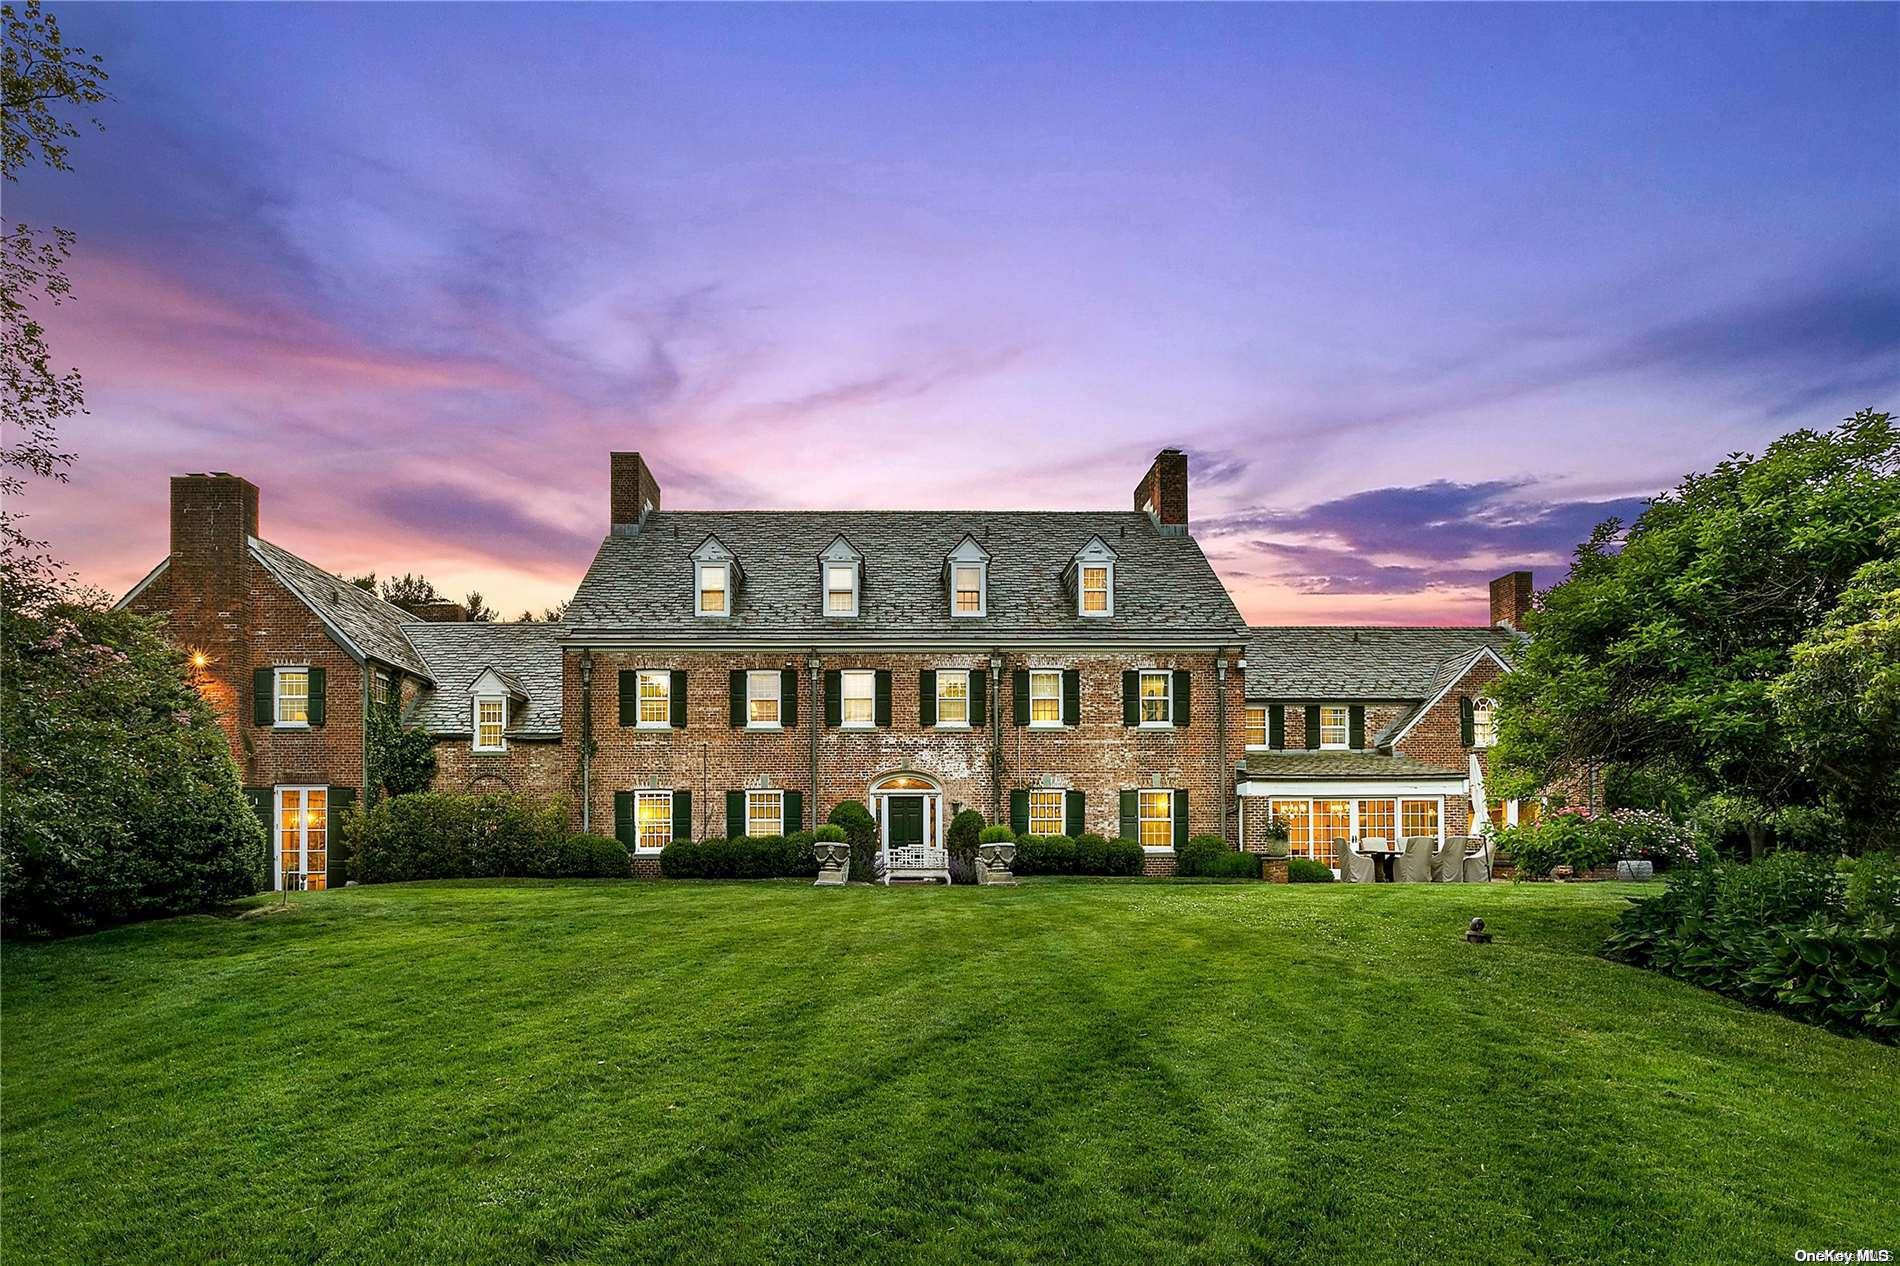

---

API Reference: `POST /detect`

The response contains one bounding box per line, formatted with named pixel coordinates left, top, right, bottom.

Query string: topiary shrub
left=1177, top=834, right=1234, bottom=877
left=1288, top=857, right=1334, bottom=883
left=1073, top=832, right=1108, bottom=874
left=947, top=808, right=986, bottom=883
left=829, top=800, right=878, bottom=885
left=1106, top=839, right=1144, bottom=876
left=1014, top=834, right=1076, bottom=875
left=656, top=836, right=814, bottom=880
left=979, top=825, right=1015, bottom=845
left=660, top=837, right=706, bottom=879
left=783, top=830, right=819, bottom=878
left=551, top=833, right=630, bottom=878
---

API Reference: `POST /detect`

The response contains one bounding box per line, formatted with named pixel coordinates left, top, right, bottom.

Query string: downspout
left=808, top=652, right=821, bottom=831
left=361, top=658, right=373, bottom=806
left=988, top=653, right=1004, bottom=825
left=1216, top=653, right=1230, bottom=841
left=579, top=650, right=593, bottom=833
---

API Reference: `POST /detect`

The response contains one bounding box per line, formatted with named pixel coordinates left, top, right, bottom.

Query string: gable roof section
left=401, top=622, right=566, bottom=738
left=1243, top=626, right=1515, bottom=699
left=247, top=537, right=432, bottom=677
left=567, top=510, right=1245, bottom=642
left=1376, top=643, right=1513, bottom=747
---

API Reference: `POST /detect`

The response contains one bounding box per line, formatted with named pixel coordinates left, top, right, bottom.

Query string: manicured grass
left=5, top=880, right=1896, bottom=1265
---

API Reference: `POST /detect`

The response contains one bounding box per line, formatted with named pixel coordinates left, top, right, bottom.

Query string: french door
left=275, top=785, right=329, bottom=891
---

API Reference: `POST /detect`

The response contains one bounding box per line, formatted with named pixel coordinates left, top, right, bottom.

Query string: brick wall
left=1389, top=656, right=1506, bottom=838
left=433, top=738, right=571, bottom=802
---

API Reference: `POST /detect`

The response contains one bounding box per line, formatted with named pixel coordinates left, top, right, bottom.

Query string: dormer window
left=819, top=534, right=863, bottom=618
left=945, top=534, right=990, bottom=618
left=691, top=535, right=739, bottom=619
left=1081, top=565, right=1110, bottom=614
left=474, top=695, right=506, bottom=752
left=1069, top=536, right=1117, bottom=618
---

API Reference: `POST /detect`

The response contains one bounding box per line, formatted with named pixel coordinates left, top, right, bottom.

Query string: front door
left=887, top=796, right=924, bottom=849
left=276, top=786, right=329, bottom=890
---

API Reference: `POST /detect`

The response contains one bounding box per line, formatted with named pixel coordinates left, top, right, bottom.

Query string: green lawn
left=4, top=880, right=1896, bottom=1265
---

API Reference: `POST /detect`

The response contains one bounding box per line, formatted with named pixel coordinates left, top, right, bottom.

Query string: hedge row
left=1010, top=833, right=1144, bottom=876
left=1177, top=834, right=1262, bottom=879
left=344, top=792, right=628, bottom=883
left=658, top=827, right=844, bottom=879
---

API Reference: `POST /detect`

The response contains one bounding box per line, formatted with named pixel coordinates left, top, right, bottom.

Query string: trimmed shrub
left=550, top=833, right=630, bottom=878
left=947, top=809, right=986, bottom=883
left=657, top=836, right=813, bottom=880
left=1177, top=834, right=1235, bottom=878
left=1105, top=838, right=1144, bottom=876
left=1073, top=832, right=1108, bottom=874
left=979, top=825, right=1016, bottom=845
left=345, top=792, right=569, bottom=883
left=1288, top=858, right=1335, bottom=883
left=1197, top=849, right=1263, bottom=879
left=1014, top=834, right=1076, bottom=875
left=814, top=824, right=847, bottom=844
left=828, top=800, right=878, bottom=885
left=783, top=830, right=820, bottom=878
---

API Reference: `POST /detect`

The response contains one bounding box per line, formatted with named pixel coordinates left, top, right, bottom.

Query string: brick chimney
left=1490, top=570, right=1534, bottom=629
left=1134, top=448, right=1189, bottom=535
left=169, top=472, right=260, bottom=734
left=407, top=600, right=470, bottom=623
left=610, top=452, right=661, bottom=534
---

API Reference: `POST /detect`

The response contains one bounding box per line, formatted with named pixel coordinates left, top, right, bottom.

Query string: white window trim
left=1027, top=788, right=1065, bottom=837
left=950, top=561, right=987, bottom=618
left=1318, top=704, right=1350, bottom=751
left=1471, top=696, right=1498, bottom=749
left=1137, top=669, right=1173, bottom=729
left=823, top=560, right=860, bottom=619
left=1028, top=669, right=1064, bottom=730
left=840, top=670, right=876, bottom=730
left=272, top=785, right=329, bottom=891
left=635, top=668, right=672, bottom=729
left=473, top=694, right=508, bottom=752
left=1244, top=704, right=1269, bottom=751
left=273, top=666, right=310, bottom=730
left=633, top=789, right=673, bottom=855
left=696, top=561, right=731, bottom=619
left=1078, top=561, right=1114, bottom=618
left=747, top=669, right=783, bottom=729
left=745, top=788, right=785, bottom=837
left=934, top=668, right=972, bottom=729
left=1138, top=787, right=1176, bottom=852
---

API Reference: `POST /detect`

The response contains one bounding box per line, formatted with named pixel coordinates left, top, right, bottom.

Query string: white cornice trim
left=112, top=556, right=171, bottom=612
left=1383, top=646, right=1513, bottom=748
left=559, top=630, right=1243, bottom=653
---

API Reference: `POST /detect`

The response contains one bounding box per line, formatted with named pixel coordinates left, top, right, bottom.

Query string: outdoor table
left=1357, top=848, right=1400, bottom=882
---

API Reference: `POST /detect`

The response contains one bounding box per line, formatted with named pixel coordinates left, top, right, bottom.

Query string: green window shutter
left=327, top=786, right=355, bottom=884
left=725, top=790, right=745, bottom=841
left=614, top=791, right=635, bottom=846
left=1065, top=789, right=1085, bottom=838
left=307, top=667, right=326, bottom=726
left=784, top=790, right=803, bottom=832
left=1459, top=695, right=1475, bottom=746
left=1304, top=707, right=1321, bottom=750
left=670, top=670, right=688, bottom=728
left=1172, top=670, right=1191, bottom=727
left=919, top=670, right=936, bottom=727
left=1349, top=705, right=1366, bottom=750
left=253, top=669, right=273, bottom=726
left=243, top=787, right=271, bottom=831
left=1121, top=670, right=1139, bottom=726
left=781, top=668, right=798, bottom=727
left=672, top=789, right=692, bottom=839
left=1173, top=788, right=1189, bottom=849
left=1119, top=790, right=1138, bottom=842
left=970, top=670, right=986, bottom=727
left=1268, top=704, right=1285, bottom=750
left=729, top=670, right=746, bottom=727
left=824, top=670, right=842, bottom=727
left=874, top=670, right=892, bottom=727
left=1013, top=669, right=1030, bottom=727
left=1062, top=669, right=1080, bottom=727
left=1010, top=789, right=1029, bottom=836
left=619, top=670, right=637, bottom=726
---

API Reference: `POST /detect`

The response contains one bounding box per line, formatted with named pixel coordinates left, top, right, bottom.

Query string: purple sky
left=13, top=3, right=1899, bottom=622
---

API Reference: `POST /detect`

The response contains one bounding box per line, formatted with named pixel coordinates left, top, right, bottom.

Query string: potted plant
left=1259, top=815, right=1291, bottom=860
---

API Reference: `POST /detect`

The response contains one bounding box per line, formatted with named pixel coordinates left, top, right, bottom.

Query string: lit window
left=635, top=790, right=673, bottom=853
left=276, top=786, right=328, bottom=890
left=841, top=670, right=874, bottom=727
left=1028, top=789, right=1064, bottom=837
left=747, top=670, right=781, bottom=726
left=1139, top=670, right=1171, bottom=725
left=954, top=564, right=984, bottom=615
left=1356, top=799, right=1396, bottom=843
left=1030, top=670, right=1062, bottom=726
left=474, top=696, right=506, bottom=751
left=1270, top=799, right=1310, bottom=859
left=1311, top=799, right=1350, bottom=868
left=936, top=670, right=969, bottom=725
left=1401, top=799, right=1440, bottom=839
left=825, top=562, right=857, bottom=616
left=1245, top=705, right=1267, bottom=748
left=1471, top=696, right=1497, bottom=747
left=1319, top=705, right=1349, bottom=749
left=697, top=563, right=728, bottom=616
left=275, top=668, right=309, bottom=726
left=1081, top=565, right=1110, bottom=614
left=637, top=669, right=670, bottom=726
left=746, top=789, right=784, bottom=837
left=1138, top=789, right=1174, bottom=848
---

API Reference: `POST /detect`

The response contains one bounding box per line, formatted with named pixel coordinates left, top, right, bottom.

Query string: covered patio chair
left=1462, top=838, right=1494, bottom=884
left=1396, top=836, right=1435, bottom=883
left=1433, top=836, right=1475, bottom=883
left=1337, top=838, right=1375, bottom=884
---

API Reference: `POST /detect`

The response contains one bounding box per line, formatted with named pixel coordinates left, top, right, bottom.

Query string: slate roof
left=1242, top=751, right=1465, bottom=780
left=1243, top=626, right=1515, bottom=699
left=400, top=622, right=567, bottom=738
left=247, top=538, right=432, bottom=677
left=567, top=511, right=1245, bottom=640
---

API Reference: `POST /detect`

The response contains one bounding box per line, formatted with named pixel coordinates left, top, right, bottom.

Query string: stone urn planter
left=976, top=841, right=1017, bottom=886
left=1615, top=859, right=1655, bottom=881
left=812, top=840, right=851, bottom=886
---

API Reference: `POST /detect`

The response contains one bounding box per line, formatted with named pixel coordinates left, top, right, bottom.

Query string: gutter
left=808, top=652, right=821, bottom=833
left=579, top=650, right=593, bottom=833
left=1216, top=652, right=1229, bottom=841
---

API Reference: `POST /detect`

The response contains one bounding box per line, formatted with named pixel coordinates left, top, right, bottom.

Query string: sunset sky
left=12, top=3, right=1899, bottom=623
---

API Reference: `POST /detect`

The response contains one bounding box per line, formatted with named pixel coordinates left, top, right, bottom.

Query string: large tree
left=1492, top=409, right=1900, bottom=854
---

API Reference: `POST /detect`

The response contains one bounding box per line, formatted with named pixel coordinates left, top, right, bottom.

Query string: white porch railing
left=876, top=846, right=951, bottom=883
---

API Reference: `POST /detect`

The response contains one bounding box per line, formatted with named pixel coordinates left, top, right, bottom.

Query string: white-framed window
left=1471, top=696, right=1497, bottom=747
left=274, top=667, right=310, bottom=728
left=936, top=669, right=970, bottom=726
left=1028, top=789, right=1064, bottom=836
left=374, top=671, right=393, bottom=706
left=1080, top=564, right=1111, bottom=616
left=634, top=790, right=673, bottom=853
left=1319, top=705, right=1349, bottom=750
left=636, top=669, right=671, bottom=727
left=474, top=695, right=507, bottom=751
left=1029, top=670, right=1063, bottom=727
left=1139, top=669, right=1172, bottom=726
left=275, top=786, right=329, bottom=890
left=953, top=563, right=985, bottom=616
left=746, top=789, right=784, bottom=837
left=1245, top=705, right=1268, bottom=748
left=696, top=562, right=729, bottom=617
left=825, top=561, right=858, bottom=617
left=840, top=670, right=875, bottom=728
left=747, top=669, right=782, bottom=727
left=1138, top=788, right=1174, bottom=849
